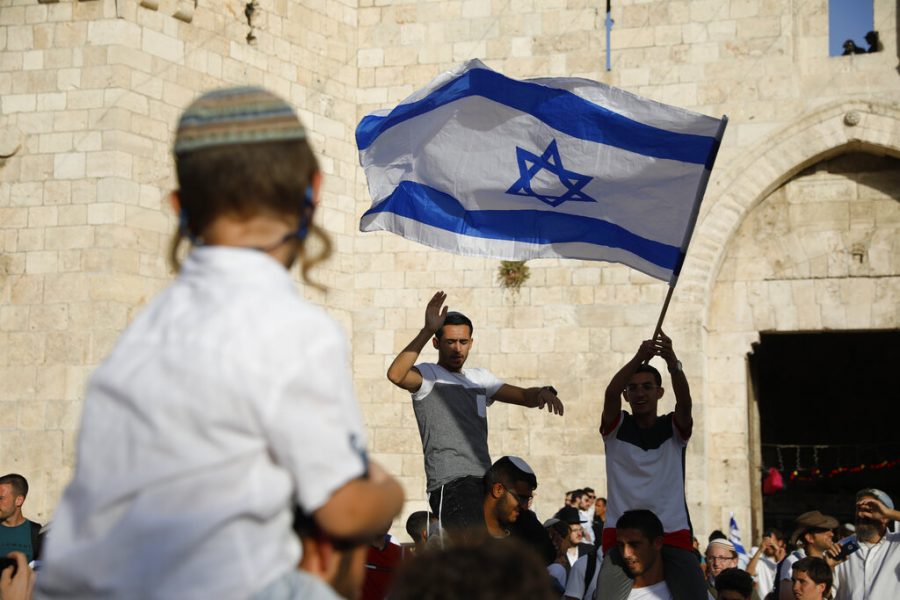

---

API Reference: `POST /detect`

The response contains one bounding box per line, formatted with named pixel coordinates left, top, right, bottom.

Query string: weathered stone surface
left=0, top=0, right=897, bottom=540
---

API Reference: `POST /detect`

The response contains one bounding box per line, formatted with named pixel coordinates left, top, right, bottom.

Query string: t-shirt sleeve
left=601, top=411, right=625, bottom=439
left=263, top=321, right=368, bottom=514
left=474, top=369, right=504, bottom=405
left=668, top=413, right=690, bottom=446
left=410, top=363, right=437, bottom=402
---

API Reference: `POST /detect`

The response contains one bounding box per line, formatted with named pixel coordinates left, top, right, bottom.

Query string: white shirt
left=603, top=412, right=692, bottom=551
left=749, top=549, right=778, bottom=597
left=834, top=532, right=900, bottom=600
left=37, top=248, right=368, bottom=599
left=627, top=580, right=673, bottom=599
left=579, top=506, right=596, bottom=544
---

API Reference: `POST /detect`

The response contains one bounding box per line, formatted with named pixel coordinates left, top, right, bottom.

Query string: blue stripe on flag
left=356, top=67, right=717, bottom=165
left=362, top=181, right=682, bottom=271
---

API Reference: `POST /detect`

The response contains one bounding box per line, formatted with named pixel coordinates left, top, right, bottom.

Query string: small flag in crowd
left=729, top=512, right=750, bottom=567
left=357, top=59, right=727, bottom=283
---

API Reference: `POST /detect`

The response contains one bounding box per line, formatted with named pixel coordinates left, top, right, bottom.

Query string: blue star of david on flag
left=505, top=139, right=596, bottom=207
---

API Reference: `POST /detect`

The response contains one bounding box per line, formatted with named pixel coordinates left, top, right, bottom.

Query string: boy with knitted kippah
left=37, top=87, right=404, bottom=599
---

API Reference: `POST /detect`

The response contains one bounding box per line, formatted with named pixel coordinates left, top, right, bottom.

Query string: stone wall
left=350, top=0, right=900, bottom=536
left=0, top=0, right=898, bottom=542
left=0, top=0, right=362, bottom=521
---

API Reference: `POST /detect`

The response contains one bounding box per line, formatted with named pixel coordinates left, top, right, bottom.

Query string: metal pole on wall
left=605, top=0, right=614, bottom=71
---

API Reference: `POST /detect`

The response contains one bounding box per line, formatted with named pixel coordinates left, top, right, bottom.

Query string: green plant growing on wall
left=497, top=260, right=530, bottom=291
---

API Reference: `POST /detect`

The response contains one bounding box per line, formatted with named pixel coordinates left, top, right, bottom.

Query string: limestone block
left=27, top=207, right=58, bottom=228
left=10, top=275, right=43, bottom=305
left=0, top=366, right=37, bottom=401
left=25, top=251, right=58, bottom=274
left=142, top=28, right=184, bottom=63
left=2, top=94, right=37, bottom=114
left=9, top=330, right=47, bottom=365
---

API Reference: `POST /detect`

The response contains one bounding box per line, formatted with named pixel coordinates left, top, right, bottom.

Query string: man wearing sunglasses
left=595, top=331, right=707, bottom=600
left=482, top=456, right=555, bottom=565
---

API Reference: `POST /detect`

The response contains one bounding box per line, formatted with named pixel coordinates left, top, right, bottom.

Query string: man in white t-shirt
left=746, top=528, right=786, bottom=597
left=615, top=509, right=702, bottom=600
left=387, top=291, right=564, bottom=540
left=596, top=332, right=707, bottom=600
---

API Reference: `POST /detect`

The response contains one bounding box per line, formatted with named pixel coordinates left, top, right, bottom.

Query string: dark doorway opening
left=749, top=330, right=900, bottom=535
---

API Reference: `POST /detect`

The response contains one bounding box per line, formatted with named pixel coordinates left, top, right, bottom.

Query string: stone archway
left=674, top=101, right=900, bottom=538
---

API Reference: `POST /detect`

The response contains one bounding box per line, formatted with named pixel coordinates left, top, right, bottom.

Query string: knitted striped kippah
left=173, top=86, right=306, bottom=155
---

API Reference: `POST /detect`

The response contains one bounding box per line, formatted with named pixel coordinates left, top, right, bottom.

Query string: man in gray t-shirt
left=388, top=291, right=564, bottom=541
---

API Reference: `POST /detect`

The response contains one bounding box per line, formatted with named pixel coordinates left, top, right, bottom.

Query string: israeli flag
left=357, top=59, right=727, bottom=283
left=729, top=512, right=750, bottom=568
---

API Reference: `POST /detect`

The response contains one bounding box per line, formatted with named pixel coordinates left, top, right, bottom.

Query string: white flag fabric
left=729, top=512, right=750, bottom=568
left=357, top=59, right=727, bottom=283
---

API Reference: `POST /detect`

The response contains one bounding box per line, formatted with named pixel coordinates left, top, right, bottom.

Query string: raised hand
left=424, top=291, right=449, bottom=334
left=654, top=329, right=678, bottom=369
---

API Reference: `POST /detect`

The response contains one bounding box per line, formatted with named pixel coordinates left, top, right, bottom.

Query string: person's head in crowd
left=761, top=527, right=786, bottom=559
left=622, top=364, right=665, bottom=420
left=595, top=496, right=607, bottom=520
left=580, top=487, right=596, bottom=511
left=790, top=511, right=837, bottom=557
left=564, top=491, right=575, bottom=506
left=555, top=506, right=586, bottom=546
left=790, top=556, right=832, bottom=600
left=615, top=509, right=665, bottom=583
left=389, top=537, right=557, bottom=600
left=432, top=311, right=474, bottom=372
left=483, top=456, right=537, bottom=536
left=705, top=539, right=739, bottom=583
left=569, top=489, right=585, bottom=508
left=854, top=488, right=894, bottom=543
left=0, top=474, right=28, bottom=526
left=405, top=511, right=434, bottom=551
left=169, top=87, right=331, bottom=282
left=708, top=529, right=727, bottom=542
left=294, top=509, right=368, bottom=600
left=714, top=567, right=754, bottom=600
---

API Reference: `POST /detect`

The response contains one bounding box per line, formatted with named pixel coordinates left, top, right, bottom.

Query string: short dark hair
left=597, top=497, right=607, bottom=505
left=570, top=489, right=585, bottom=501
left=715, top=568, right=753, bottom=598
left=583, top=487, right=595, bottom=495
left=484, top=456, right=537, bottom=495
left=763, top=527, right=784, bottom=542
left=406, top=511, right=433, bottom=541
left=633, top=364, right=662, bottom=386
left=0, top=474, right=28, bottom=498
left=708, top=529, right=727, bottom=542
left=792, top=557, right=832, bottom=595
left=434, top=312, right=473, bottom=340
left=616, top=509, right=663, bottom=541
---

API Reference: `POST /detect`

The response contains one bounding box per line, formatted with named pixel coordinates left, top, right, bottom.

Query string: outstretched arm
left=601, top=340, right=655, bottom=434
left=492, top=384, right=564, bottom=415
left=657, top=330, right=692, bottom=438
left=386, top=291, right=447, bottom=392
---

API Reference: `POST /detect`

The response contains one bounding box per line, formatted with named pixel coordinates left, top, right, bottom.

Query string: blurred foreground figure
left=36, top=87, right=403, bottom=599
left=388, top=537, right=557, bottom=600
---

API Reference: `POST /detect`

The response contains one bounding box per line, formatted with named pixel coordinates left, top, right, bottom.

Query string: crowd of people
left=1, top=86, right=897, bottom=600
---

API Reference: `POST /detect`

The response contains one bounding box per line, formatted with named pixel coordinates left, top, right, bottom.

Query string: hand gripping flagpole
left=651, top=115, right=729, bottom=341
